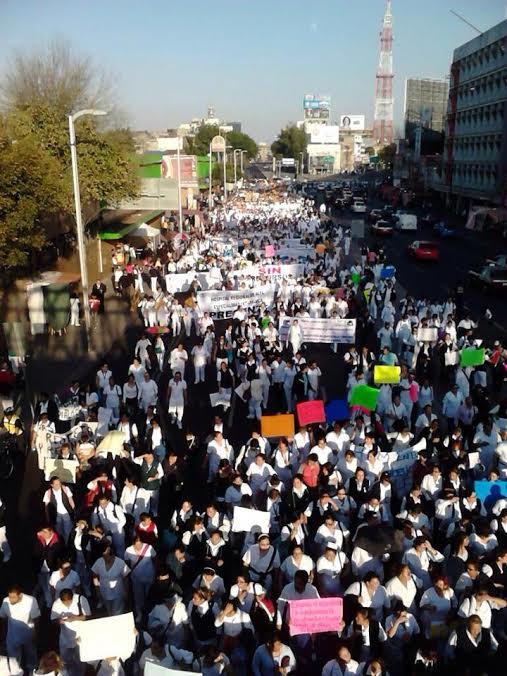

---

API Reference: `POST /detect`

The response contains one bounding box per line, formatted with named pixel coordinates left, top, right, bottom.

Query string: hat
left=257, top=533, right=270, bottom=542
left=253, top=583, right=266, bottom=596
left=203, top=566, right=216, bottom=575
left=325, top=540, right=338, bottom=551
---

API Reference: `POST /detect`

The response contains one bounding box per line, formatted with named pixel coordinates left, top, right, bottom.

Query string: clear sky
left=1, top=0, right=506, bottom=142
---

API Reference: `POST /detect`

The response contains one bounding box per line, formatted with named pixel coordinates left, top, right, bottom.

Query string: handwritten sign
left=77, top=612, right=135, bottom=662
left=296, top=400, right=326, bottom=426
left=44, top=458, right=79, bottom=483
left=261, top=414, right=295, bottom=438
left=265, top=244, right=275, bottom=257
left=288, top=597, right=343, bottom=636
left=232, top=506, right=271, bottom=534
left=417, top=327, right=438, bottom=343
left=474, top=480, right=507, bottom=510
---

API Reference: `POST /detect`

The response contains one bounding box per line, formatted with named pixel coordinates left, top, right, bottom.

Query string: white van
left=352, top=199, right=367, bottom=214
left=394, top=213, right=417, bottom=231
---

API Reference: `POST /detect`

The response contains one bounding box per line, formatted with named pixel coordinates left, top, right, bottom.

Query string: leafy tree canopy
left=0, top=40, right=138, bottom=271
left=271, top=124, right=307, bottom=159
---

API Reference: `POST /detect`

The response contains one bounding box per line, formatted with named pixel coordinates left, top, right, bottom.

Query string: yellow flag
left=374, top=365, right=401, bottom=384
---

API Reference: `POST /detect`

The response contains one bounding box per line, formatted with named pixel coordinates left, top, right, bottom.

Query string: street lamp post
left=176, top=133, right=183, bottom=233
left=240, top=150, right=247, bottom=175
left=300, top=151, right=304, bottom=177
left=208, top=145, right=213, bottom=209
left=68, top=108, right=107, bottom=352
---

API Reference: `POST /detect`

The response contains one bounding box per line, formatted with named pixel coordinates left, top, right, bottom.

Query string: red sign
left=296, top=400, right=326, bottom=426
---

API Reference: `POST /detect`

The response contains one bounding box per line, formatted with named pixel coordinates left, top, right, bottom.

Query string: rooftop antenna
left=449, top=9, right=482, bottom=35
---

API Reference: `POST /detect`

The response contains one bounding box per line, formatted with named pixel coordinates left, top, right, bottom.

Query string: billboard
left=304, top=95, right=331, bottom=120
left=310, top=125, right=340, bottom=145
left=340, top=115, right=366, bottom=131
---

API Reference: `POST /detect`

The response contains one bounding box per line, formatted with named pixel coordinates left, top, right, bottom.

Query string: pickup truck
left=466, top=265, right=507, bottom=293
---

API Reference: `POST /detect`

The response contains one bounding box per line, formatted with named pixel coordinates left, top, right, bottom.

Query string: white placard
left=97, top=407, right=112, bottom=438
left=417, top=327, right=438, bottom=343
left=234, top=264, right=304, bottom=283
left=232, top=506, right=271, bottom=533
left=145, top=663, right=202, bottom=676
left=77, top=612, right=135, bottom=662
left=209, top=392, right=231, bottom=407
left=44, top=458, right=79, bottom=483
left=197, top=286, right=275, bottom=319
left=234, top=382, right=250, bottom=402
left=279, top=317, right=356, bottom=344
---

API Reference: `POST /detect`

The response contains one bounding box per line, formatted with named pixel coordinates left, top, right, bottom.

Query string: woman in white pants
left=168, top=372, right=188, bottom=428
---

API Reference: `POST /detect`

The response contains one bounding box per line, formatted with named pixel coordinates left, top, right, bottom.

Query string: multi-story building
left=404, top=78, right=449, bottom=133
left=440, top=19, right=507, bottom=209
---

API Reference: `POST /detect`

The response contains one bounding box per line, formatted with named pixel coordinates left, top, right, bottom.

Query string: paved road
left=329, top=205, right=507, bottom=337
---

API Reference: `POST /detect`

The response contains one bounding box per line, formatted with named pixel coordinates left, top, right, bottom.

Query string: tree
left=378, top=143, right=397, bottom=168
left=0, top=41, right=138, bottom=271
left=186, top=124, right=257, bottom=159
left=271, top=124, right=307, bottom=159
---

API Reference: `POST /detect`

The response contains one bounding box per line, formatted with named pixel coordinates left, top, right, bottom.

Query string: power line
left=449, top=9, right=482, bottom=35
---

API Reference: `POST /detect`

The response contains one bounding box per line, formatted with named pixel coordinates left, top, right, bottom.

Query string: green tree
left=186, top=125, right=257, bottom=159
left=271, top=124, right=307, bottom=159
left=378, top=143, right=397, bottom=168
left=0, top=41, right=139, bottom=272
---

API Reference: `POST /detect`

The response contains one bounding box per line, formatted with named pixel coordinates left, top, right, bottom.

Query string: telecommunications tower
left=373, top=0, right=394, bottom=145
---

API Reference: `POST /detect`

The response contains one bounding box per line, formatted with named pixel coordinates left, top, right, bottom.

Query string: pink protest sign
left=288, top=597, right=343, bottom=636
left=265, top=244, right=275, bottom=257
left=296, top=400, right=326, bottom=426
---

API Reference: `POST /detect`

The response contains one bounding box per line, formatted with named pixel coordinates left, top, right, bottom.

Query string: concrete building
left=257, top=142, right=270, bottom=162
left=339, top=125, right=375, bottom=172
left=404, top=78, right=449, bottom=133
left=439, top=19, right=507, bottom=209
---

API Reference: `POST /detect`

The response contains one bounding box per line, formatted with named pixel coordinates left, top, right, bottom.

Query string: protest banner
left=460, top=348, right=485, bottom=367
left=197, top=286, right=275, bottom=319
left=278, top=317, right=356, bottom=345
left=236, top=264, right=304, bottom=283
left=261, top=414, right=295, bottom=438
left=417, top=327, right=438, bottom=343
left=374, top=365, right=401, bottom=385
left=277, top=243, right=315, bottom=260
left=44, top=458, right=79, bottom=483
left=265, top=244, right=275, bottom=257
left=232, top=506, right=271, bottom=534
left=474, top=480, right=507, bottom=510
left=77, top=612, right=136, bottom=662
left=165, top=270, right=222, bottom=293
left=288, top=598, right=343, bottom=636
left=349, top=385, right=379, bottom=411
left=296, top=400, right=326, bottom=426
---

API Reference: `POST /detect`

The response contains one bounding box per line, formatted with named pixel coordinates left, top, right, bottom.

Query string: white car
left=352, top=199, right=367, bottom=213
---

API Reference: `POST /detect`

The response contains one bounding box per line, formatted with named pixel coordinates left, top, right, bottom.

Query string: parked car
left=486, top=254, right=507, bottom=267
left=372, top=220, right=394, bottom=236
left=433, top=222, right=458, bottom=238
left=352, top=199, right=367, bottom=214
left=407, top=240, right=439, bottom=261
left=394, top=213, right=418, bottom=231
left=466, top=265, right=507, bottom=293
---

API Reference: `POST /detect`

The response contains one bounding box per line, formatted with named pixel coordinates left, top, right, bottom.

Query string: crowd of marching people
left=1, top=189, right=507, bottom=676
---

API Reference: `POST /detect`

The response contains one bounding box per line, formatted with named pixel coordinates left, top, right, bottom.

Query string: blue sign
left=325, top=399, right=350, bottom=424
left=474, top=480, right=507, bottom=511
left=380, top=266, right=396, bottom=279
